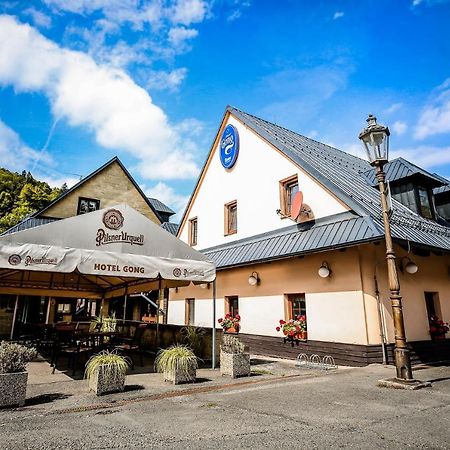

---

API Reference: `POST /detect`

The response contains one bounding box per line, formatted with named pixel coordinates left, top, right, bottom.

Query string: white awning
left=0, top=204, right=215, bottom=298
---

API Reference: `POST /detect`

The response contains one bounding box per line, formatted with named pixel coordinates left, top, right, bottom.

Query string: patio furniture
left=51, top=333, right=93, bottom=376
left=114, top=324, right=147, bottom=368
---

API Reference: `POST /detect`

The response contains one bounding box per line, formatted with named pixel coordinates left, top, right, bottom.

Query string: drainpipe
left=374, top=274, right=388, bottom=366
left=10, top=295, right=19, bottom=340
left=212, top=279, right=217, bottom=369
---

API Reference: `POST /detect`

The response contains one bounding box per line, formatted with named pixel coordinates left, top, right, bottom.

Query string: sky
left=0, top=0, right=450, bottom=220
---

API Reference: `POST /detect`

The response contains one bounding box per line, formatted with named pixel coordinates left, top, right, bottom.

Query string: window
left=226, top=296, right=239, bottom=317
left=424, top=292, right=441, bottom=322
left=189, top=217, right=198, bottom=246
left=224, top=200, right=237, bottom=235
left=279, top=175, right=299, bottom=217
left=77, top=197, right=100, bottom=215
left=436, top=200, right=450, bottom=221
left=185, top=298, right=195, bottom=325
left=391, top=183, right=435, bottom=219
left=286, top=293, right=306, bottom=322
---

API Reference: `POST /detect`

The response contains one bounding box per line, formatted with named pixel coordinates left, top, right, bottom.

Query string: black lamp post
left=359, top=114, right=428, bottom=388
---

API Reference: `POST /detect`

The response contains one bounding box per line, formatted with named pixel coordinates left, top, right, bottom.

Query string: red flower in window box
left=276, top=316, right=307, bottom=345
left=429, top=316, right=449, bottom=340
left=218, top=314, right=241, bottom=333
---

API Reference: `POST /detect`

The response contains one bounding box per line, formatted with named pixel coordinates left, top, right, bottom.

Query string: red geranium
left=218, top=313, right=241, bottom=331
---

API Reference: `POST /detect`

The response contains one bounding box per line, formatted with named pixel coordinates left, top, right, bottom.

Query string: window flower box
left=276, top=316, right=307, bottom=346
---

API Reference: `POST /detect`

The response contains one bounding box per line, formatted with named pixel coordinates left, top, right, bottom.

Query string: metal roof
left=161, top=222, right=179, bottom=235
left=216, top=107, right=450, bottom=260
left=361, top=157, right=444, bottom=188
left=1, top=216, right=59, bottom=236
left=203, top=212, right=381, bottom=269
left=148, top=198, right=175, bottom=215
left=432, top=173, right=450, bottom=196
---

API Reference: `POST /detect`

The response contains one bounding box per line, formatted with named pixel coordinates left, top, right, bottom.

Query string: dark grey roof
left=201, top=107, right=450, bottom=263
left=432, top=173, right=450, bottom=196
left=148, top=198, right=175, bottom=215
left=161, top=222, right=179, bottom=235
left=361, top=157, right=444, bottom=188
left=203, top=212, right=381, bottom=269
left=1, top=216, right=59, bottom=236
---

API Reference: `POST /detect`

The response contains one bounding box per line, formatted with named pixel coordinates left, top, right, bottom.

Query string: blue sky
left=0, top=0, right=450, bottom=218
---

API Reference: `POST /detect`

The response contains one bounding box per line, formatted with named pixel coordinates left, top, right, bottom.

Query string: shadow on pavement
left=26, top=393, right=72, bottom=406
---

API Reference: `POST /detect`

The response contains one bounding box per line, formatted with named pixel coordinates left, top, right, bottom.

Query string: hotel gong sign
left=220, top=124, right=239, bottom=169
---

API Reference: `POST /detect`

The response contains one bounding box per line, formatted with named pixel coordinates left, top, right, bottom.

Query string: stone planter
left=220, top=351, right=251, bottom=378
left=164, top=364, right=196, bottom=385
left=88, top=365, right=126, bottom=396
left=0, top=372, right=28, bottom=408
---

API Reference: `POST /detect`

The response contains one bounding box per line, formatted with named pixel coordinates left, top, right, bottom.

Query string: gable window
left=188, top=217, right=198, bottom=246
left=224, top=200, right=237, bottom=235
left=279, top=175, right=299, bottom=217
left=77, top=197, right=100, bottom=215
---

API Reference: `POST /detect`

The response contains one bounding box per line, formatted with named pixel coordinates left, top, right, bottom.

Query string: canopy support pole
left=10, top=295, right=19, bottom=340
left=123, top=287, right=128, bottom=321
left=212, top=279, right=217, bottom=369
left=157, top=278, right=162, bottom=349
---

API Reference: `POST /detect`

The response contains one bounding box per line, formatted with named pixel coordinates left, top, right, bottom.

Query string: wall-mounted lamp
left=318, top=261, right=331, bottom=278
left=400, top=257, right=418, bottom=274
left=248, top=271, right=260, bottom=286
left=199, top=283, right=210, bottom=289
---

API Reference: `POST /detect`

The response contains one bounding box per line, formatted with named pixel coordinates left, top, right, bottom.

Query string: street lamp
left=359, top=114, right=427, bottom=388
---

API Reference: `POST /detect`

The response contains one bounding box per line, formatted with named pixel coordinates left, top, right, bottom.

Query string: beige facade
left=170, top=243, right=450, bottom=345
left=41, top=160, right=160, bottom=224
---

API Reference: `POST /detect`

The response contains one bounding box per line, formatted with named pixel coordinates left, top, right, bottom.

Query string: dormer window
left=391, top=183, right=435, bottom=219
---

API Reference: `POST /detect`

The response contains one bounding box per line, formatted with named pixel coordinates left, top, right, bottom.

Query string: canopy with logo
left=0, top=204, right=216, bottom=299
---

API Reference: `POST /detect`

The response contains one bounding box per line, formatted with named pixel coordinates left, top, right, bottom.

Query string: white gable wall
left=179, top=114, right=348, bottom=249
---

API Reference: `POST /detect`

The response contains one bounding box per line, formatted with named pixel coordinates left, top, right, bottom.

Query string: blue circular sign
left=220, top=124, right=239, bottom=169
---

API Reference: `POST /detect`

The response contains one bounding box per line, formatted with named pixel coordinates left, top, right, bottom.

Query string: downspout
left=212, top=279, right=217, bottom=369
left=10, top=295, right=19, bottom=340
left=374, top=273, right=388, bottom=366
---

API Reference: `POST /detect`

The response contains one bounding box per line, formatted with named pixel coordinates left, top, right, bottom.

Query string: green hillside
left=0, top=168, right=66, bottom=234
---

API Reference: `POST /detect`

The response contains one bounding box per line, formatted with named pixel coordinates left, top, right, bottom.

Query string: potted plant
left=0, top=341, right=37, bottom=408
left=85, top=350, right=130, bottom=395
left=429, top=316, right=449, bottom=340
left=155, top=345, right=198, bottom=384
left=218, top=313, right=241, bottom=333
left=276, top=315, right=307, bottom=346
left=181, top=325, right=206, bottom=357
left=220, top=334, right=250, bottom=378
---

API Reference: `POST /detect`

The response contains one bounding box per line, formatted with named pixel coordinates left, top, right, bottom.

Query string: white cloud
left=146, top=68, right=188, bottom=91
left=170, top=0, right=209, bottom=25
left=38, top=174, right=80, bottom=189
left=145, top=181, right=190, bottom=221
left=333, top=11, right=344, bottom=20
left=384, top=102, right=403, bottom=115
left=392, top=120, right=407, bottom=135
left=415, top=78, right=450, bottom=139
left=0, top=15, right=200, bottom=180
left=168, top=26, right=198, bottom=47
left=23, top=7, right=52, bottom=28
left=0, top=118, right=53, bottom=171
left=390, top=145, right=450, bottom=169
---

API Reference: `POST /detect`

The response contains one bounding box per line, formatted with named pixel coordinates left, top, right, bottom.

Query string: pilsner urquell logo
left=96, top=208, right=144, bottom=247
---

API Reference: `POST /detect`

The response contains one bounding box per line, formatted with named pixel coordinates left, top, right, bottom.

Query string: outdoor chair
left=51, top=335, right=93, bottom=376
left=114, top=324, right=147, bottom=368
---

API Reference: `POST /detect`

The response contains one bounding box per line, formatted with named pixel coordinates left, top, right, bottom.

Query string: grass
left=251, top=369, right=274, bottom=376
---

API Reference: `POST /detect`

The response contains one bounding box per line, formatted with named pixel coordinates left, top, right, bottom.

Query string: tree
left=0, top=167, right=65, bottom=234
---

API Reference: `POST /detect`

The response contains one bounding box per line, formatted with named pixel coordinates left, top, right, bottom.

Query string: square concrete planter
left=0, top=372, right=28, bottom=408
left=88, top=365, right=126, bottom=396
left=164, top=366, right=196, bottom=384
left=220, top=351, right=251, bottom=378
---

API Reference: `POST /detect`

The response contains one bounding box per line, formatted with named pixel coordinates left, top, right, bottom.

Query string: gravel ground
left=0, top=360, right=449, bottom=449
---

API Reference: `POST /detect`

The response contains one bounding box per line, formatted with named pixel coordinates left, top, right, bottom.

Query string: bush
left=85, top=350, right=130, bottom=382
left=155, top=345, right=198, bottom=377
left=0, top=341, right=37, bottom=374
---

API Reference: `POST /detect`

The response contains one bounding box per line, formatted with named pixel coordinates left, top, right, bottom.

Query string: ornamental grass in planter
left=220, top=334, right=251, bottom=378
left=0, top=341, right=37, bottom=408
left=85, top=350, right=130, bottom=396
left=155, top=345, right=198, bottom=384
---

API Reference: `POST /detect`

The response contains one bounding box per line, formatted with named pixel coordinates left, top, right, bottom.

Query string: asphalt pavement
left=0, top=360, right=449, bottom=449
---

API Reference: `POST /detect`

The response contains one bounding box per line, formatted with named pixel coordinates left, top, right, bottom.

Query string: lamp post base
left=377, top=377, right=431, bottom=390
